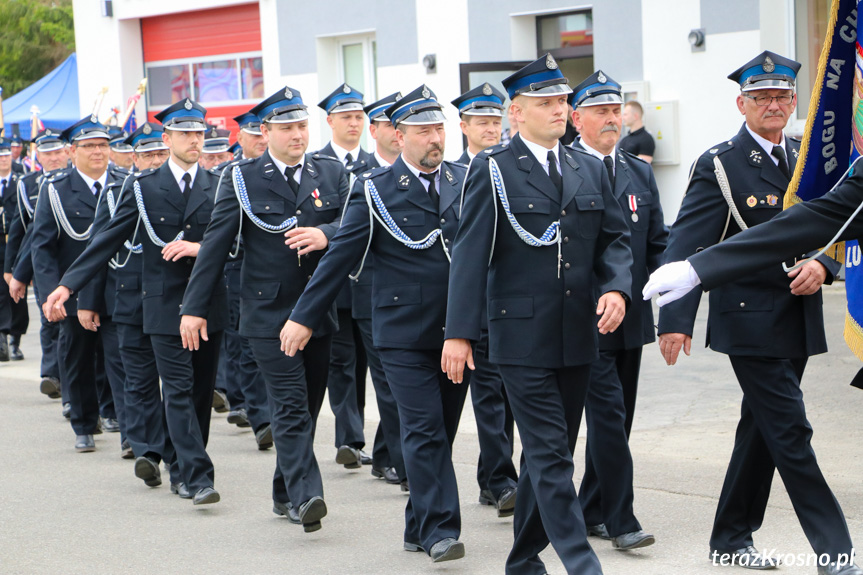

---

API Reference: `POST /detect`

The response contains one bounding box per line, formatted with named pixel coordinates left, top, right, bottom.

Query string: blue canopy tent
left=2, top=53, right=79, bottom=140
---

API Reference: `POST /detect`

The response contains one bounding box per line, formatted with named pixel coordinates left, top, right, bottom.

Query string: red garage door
left=142, top=3, right=263, bottom=138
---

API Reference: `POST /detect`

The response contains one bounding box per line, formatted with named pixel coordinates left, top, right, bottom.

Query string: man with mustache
left=656, top=52, right=855, bottom=574
left=569, top=70, right=665, bottom=551
left=280, top=85, right=470, bottom=562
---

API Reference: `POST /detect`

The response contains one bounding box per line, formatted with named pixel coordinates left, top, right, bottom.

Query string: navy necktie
left=772, top=145, right=790, bottom=180
left=419, top=172, right=439, bottom=211
left=547, top=151, right=562, bottom=195
left=181, top=173, right=191, bottom=197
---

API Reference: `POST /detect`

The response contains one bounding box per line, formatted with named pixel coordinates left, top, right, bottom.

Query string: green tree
left=0, top=0, right=75, bottom=97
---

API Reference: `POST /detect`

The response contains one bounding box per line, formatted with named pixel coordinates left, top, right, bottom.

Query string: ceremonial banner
left=787, top=0, right=863, bottom=359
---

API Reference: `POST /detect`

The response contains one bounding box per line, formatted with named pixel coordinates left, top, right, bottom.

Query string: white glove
left=642, top=260, right=702, bottom=306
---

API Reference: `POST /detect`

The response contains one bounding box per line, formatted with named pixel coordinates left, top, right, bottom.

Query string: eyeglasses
left=138, top=151, right=170, bottom=160
left=744, top=93, right=794, bottom=106
left=76, top=143, right=109, bottom=151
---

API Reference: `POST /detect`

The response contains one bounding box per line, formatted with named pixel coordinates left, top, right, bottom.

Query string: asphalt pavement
left=1, top=284, right=862, bottom=574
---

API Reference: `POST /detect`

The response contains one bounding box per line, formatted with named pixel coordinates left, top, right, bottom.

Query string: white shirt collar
left=0, top=172, right=10, bottom=196
left=270, top=152, right=305, bottom=184
left=329, top=141, right=362, bottom=165
left=519, top=134, right=560, bottom=175
left=745, top=123, right=786, bottom=166
left=401, top=156, right=440, bottom=191
left=374, top=151, right=392, bottom=168
left=76, top=168, right=108, bottom=195
left=466, top=148, right=477, bottom=162
left=578, top=138, right=615, bottom=173
left=167, top=157, right=198, bottom=191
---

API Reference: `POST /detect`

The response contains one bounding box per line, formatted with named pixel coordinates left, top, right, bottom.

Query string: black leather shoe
left=9, top=335, right=23, bottom=360
left=371, top=466, right=400, bottom=484
left=0, top=334, right=9, bottom=362
left=40, top=377, right=61, bottom=398
left=255, top=424, right=273, bottom=450
left=818, top=563, right=863, bottom=575
left=496, top=487, right=517, bottom=518
left=75, top=434, right=95, bottom=452
left=134, top=456, right=162, bottom=487
left=359, top=450, right=372, bottom=465
left=401, top=479, right=409, bottom=492
left=335, top=445, right=361, bottom=469
left=587, top=523, right=612, bottom=540
left=404, top=541, right=424, bottom=552
left=212, top=389, right=229, bottom=413
left=298, top=496, right=327, bottom=533
left=709, top=546, right=778, bottom=570
left=170, top=482, right=191, bottom=498
left=430, top=538, right=465, bottom=562
left=612, top=530, right=656, bottom=550
left=62, top=403, right=71, bottom=419
left=227, top=408, right=250, bottom=427
left=273, top=500, right=301, bottom=524
left=101, top=417, right=120, bottom=433
left=120, top=440, right=134, bottom=459
left=479, top=489, right=496, bottom=506
left=193, top=486, right=220, bottom=505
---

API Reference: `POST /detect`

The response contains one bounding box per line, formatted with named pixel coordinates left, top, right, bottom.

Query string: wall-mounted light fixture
left=688, top=28, right=705, bottom=52
left=423, top=54, right=437, bottom=74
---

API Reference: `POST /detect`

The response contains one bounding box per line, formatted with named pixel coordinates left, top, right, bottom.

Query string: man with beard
left=569, top=70, right=665, bottom=550
left=180, top=86, right=347, bottom=530
left=6, top=128, right=69, bottom=393
left=653, top=51, right=855, bottom=575
left=44, top=99, right=227, bottom=505
left=280, top=85, right=470, bottom=562
left=441, top=54, right=632, bottom=575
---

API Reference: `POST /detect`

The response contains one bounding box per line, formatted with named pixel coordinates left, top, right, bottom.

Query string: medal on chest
left=628, top=194, right=639, bottom=222
left=312, top=189, right=322, bottom=207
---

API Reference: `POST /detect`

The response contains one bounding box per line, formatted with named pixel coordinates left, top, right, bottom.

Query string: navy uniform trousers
left=327, top=304, right=367, bottom=449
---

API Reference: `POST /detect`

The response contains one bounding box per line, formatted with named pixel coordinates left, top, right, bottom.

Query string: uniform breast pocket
left=628, top=191, right=653, bottom=231
left=736, top=192, right=781, bottom=225
left=141, top=281, right=163, bottom=299
left=150, top=211, right=180, bottom=233
left=250, top=200, right=285, bottom=216
left=373, top=283, right=422, bottom=343
left=388, top=210, right=426, bottom=228
left=508, top=197, right=552, bottom=215
left=488, top=296, right=534, bottom=359
left=573, top=194, right=604, bottom=238
left=242, top=281, right=280, bottom=301
left=312, top=194, right=339, bottom=213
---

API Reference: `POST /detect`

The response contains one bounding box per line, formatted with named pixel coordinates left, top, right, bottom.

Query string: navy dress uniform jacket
left=57, top=162, right=226, bottom=335
left=348, top=154, right=381, bottom=320
left=445, top=134, right=633, bottom=368
left=181, top=150, right=348, bottom=337
left=570, top=143, right=668, bottom=350
left=30, top=168, right=122, bottom=316
left=658, top=124, right=839, bottom=358
left=5, top=171, right=39, bottom=275
left=689, top=154, right=863, bottom=287
left=290, top=156, right=466, bottom=350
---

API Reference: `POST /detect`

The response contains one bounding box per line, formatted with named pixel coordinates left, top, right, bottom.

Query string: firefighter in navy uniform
left=180, top=86, right=347, bottom=531
left=569, top=70, right=667, bottom=550
left=0, top=138, right=29, bottom=362
left=281, top=85, right=471, bottom=563
left=451, top=83, right=506, bottom=167
left=6, top=128, right=69, bottom=398
left=442, top=54, right=633, bottom=575
left=655, top=52, right=859, bottom=575
left=44, top=99, right=227, bottom=505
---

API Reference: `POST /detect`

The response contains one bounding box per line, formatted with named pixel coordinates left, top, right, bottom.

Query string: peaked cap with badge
left=318, top=83, right=365, bottom=115
left=728, top=50, right=801, bottom=92
left=569, top=70, right=623, bottom=108
left=251, top=87, right=309, bottom=124
left=125, top=122, right=167, bottom=152
left=61, top=116, right=111, bottom=143
left=364, top=92, right=402, bottom=123
left=233, top=111, right=262, bottom=135
left=154, top=99, right=208, bottom=131
left=385, top=85, right=446, bottom=127
left=501, top=53, right=572, bottom=99
left=451, top=83, right=506, bottom=117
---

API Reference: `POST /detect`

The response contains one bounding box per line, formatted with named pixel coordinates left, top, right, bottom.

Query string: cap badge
left=45, top=129, right=52, bottom=136
left=597, top=71, right=607, bottom=84
left=395, top=93, right=402, bottom=102
left=142, top=124, right=152, bottom=135
left=90, top=114, right=98, bottom=123
left=210, top=128, right=217, bottom=137
left=546, top=53, right=558, bottom=70
left=746, top=195, right=757, bottom=207
left=709, top=147, right=718, bottom=154
left=343, top=85, right=351, bottom=94
left=285, top=87, right=293, bottom=100
left=422, top=86, right=431, bottom=100
left=482, top=83, right=493, bottom=96
left=184, top=99, right=193, bottom=110
left=763, top=56, right=775, bottom=73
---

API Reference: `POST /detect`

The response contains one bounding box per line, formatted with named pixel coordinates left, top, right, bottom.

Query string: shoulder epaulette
left=47, top=169, right=71, bottom=183
left=789, top=135, right=802, bottom=143
left=476, top=143, right=509, bottom=159
left=132, top=167, right=158, bottom=179
left=363, top=165, right=392, bottom=180
left=618, top=148, right=648, bottom=164
left=310, top=152, right=341, bottom=163
left=20, top=171, right=40, bottom=184
left=568, top=146, right=596, bottom=159
left=705, top=139, right=735, bottom=156
left=109, top=166, right=130, bottom=179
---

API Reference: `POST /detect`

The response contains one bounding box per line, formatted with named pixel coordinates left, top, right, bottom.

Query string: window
left=536, top=10, right=594, bottom=60
left=794, top=0, right=832, bottom=121
left=146, top=53, right=264, bottom=109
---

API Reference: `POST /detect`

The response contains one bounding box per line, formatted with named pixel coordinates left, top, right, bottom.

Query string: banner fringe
left=844, top=311, right=863, bottom=362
